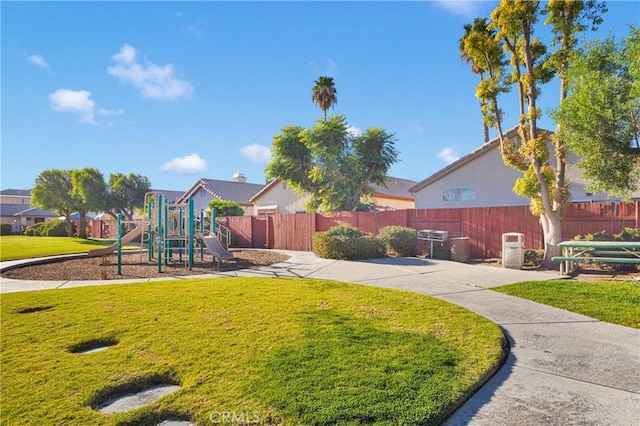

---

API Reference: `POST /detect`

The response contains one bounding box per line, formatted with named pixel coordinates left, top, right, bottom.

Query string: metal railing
left=216, top=222, right=232, bottom=249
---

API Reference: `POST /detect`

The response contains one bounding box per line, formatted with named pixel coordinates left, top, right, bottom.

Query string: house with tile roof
left=409, top=127, right=629, bottom=209
left=0, top=189, right=59, bottom=233
left=250, top=176, right=416, bottom=215
left=176, top=174, right=266, bottom=215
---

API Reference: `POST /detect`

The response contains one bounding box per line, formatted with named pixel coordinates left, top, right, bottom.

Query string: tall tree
left=31, top=170, right=76, bottom=236
left=265, top=115, right=398, bottom=212
left=554, top=27, right=640, bottom=199
left=459, top=18, right=507, bottom=143
left=71, top=168, right=108, bottom=238
left=107, top=173, right=151, bottom=222
left=462, top=0, right=605, bottom=267
left=311, top=76, right=338, bottom=120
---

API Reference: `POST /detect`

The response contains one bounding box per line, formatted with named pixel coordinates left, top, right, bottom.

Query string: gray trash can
left=502, top=232, right=524, bottom=269
left=450, top=237, right=470, bottom=262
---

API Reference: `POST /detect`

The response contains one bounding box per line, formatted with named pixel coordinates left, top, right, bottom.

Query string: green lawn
left=492, top=279, right=640, bottom=328
left=0, top=235, right=136, bottom=261
left=1, top=278, right=506, bottom=425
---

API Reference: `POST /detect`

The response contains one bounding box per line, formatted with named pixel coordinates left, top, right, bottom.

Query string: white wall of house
left=414, top=145, right=625, bottom=209
left=414, top=146, right=530, bottom=209
left=254, top=181, right=309, bottom=214
left=0, top=195, right=31, bottom=205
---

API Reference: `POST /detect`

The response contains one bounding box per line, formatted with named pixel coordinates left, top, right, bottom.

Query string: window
left=442, top=188, right=476, bottom=202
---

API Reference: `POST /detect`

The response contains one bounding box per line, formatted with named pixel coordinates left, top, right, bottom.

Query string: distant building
left=177, top=173, right=266, bottom=215
left=0, top=189, right=57, bottom=233
left=250, top=176, right=416, bottom=215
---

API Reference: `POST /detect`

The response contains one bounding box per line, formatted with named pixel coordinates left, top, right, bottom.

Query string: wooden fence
left=220, top=201, right=639, bottom=259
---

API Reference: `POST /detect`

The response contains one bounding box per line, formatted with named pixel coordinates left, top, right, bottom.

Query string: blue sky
left=2, top=1, right=639, bottom=192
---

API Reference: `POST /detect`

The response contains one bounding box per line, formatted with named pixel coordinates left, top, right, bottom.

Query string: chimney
left=231, top=172, right=247, bottom=183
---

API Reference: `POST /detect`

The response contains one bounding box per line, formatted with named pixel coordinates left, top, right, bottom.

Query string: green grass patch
left=1, top=278, right=506, bottom=425
left=492, top=280, right=640, bottom=328
left=0, top=235, right=136, bottom=261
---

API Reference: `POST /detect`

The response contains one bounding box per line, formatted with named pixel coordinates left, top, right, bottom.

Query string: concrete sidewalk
left=1, top=252, right=639, bottom=425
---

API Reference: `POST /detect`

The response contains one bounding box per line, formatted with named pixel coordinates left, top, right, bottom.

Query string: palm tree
left=459, top=18, right=494, bottom=144
left=311, top=76, right=338, bottom=120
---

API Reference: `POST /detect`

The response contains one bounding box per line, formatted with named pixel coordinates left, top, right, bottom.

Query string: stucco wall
left=254, top=181, right=309, bottom=214
left=414, top=146, right=628, bottom=209
left=414, top=146, right=530, bottom=209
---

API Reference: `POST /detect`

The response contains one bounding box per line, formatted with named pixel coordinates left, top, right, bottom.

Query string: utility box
left=502, top=232, right=524, bottom=269
left=450, top=237, right=470, bottom=262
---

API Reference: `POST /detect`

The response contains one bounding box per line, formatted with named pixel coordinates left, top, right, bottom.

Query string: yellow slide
left=87, top=224, right=144, bottom=257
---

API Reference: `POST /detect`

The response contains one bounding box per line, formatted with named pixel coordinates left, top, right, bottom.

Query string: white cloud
left=347, top=126, right=362, bottom=137
left=160, top=153, right=207, bottom=173
left=437, top=146, right=461, bottom=164
left=432, top=0, right=483, bottom=19
left=49, top=89, right=96, bottom=124
left=107, top=43, right=194, bottom=100
left=240, top=144, right=272, bottom=163
left=49, top=89, right=124, bottom=125
left=27, top=54, right=49, bottom=69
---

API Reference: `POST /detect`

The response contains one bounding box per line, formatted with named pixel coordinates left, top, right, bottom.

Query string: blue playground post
left=116, top=213, right=122, bottom=275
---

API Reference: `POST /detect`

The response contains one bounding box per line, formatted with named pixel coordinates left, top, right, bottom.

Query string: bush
left=615, top=227, right=640, bottom=241
left=378, top=226, right=417, bottom=257
left=432, top=244, right=450, bottom=260
left=313, top=225, right=386, bottom=260
left=524, top=249, right=544, bottom=266
left=573, top=228, right=640, bottom=272
left=0, top=222, right=12, bottom=235
left=24, top=222, right=46, bottom=236
left=40, top=219, right=71, bottom=237
left=574, top=230, right=614, bottom=241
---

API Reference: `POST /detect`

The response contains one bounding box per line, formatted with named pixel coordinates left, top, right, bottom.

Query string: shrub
left=24, top=222, right=46, bottom=236
left=313, top=225, right=386, bottom=260
left=524, top=249, right=544, bottom=266
left=40, top=219, right=71, bottom=237
left=378, top=226, right=417, bottom=257
left=574, top=230, right=614, bottom=241
left=0, top=222, right=12, bottom=235
left=573, top=228, right=640, bottom=272
left=615, top=227, right=640, bottom=241
left=432, top=244, right=450, bottom=260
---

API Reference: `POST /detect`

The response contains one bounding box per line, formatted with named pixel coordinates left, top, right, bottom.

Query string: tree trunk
left=78, top=211, right=87, bottom=239
left=540, top=210, right=563, bottom=269
left=65, top=215, right=74, bottom=237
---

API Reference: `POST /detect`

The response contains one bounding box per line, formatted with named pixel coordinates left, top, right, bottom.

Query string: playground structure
left=88, top=191, right=233, bottom=275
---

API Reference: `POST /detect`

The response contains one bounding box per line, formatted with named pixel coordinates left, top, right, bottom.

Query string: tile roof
left=11, top=206, right=58, bottom=217
left=0, top=204, right=29, bottom=216
left=0, top=189, right=31, bottom=196
left=371, top=177, right=416, bottom=199
left=178, top=178, right=265, bottom=205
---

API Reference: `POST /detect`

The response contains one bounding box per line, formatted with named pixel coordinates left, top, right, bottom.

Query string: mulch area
left=1, top=251, right=291, bottom=281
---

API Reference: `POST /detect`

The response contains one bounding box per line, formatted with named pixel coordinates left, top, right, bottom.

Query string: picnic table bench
left=552, top=240, right=640, bottom=274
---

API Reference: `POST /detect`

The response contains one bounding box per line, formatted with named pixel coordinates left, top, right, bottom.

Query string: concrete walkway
left=1, top=252, right=639, bottom=425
